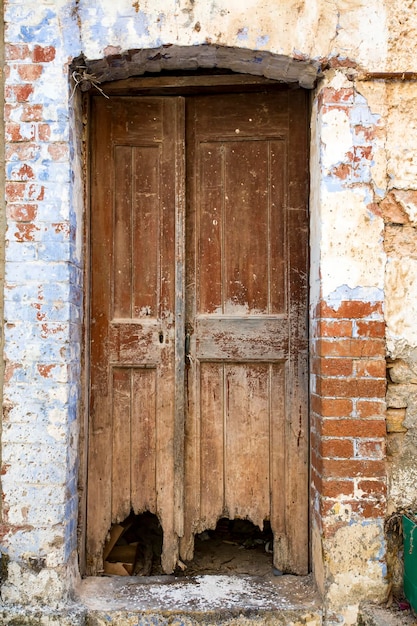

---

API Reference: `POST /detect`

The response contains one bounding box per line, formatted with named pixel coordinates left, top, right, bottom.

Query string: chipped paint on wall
left=2, top=0, right=417, bottom=620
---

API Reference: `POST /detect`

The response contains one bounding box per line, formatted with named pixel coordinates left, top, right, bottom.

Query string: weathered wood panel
left=88, top=89, right=308, bottom=576
left=87, top=97, right=184, bottom=575
left=183, top=91, right=309, bottom=574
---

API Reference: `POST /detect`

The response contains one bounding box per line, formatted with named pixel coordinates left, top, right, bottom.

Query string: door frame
left=79, top=73, right=310, bottom=575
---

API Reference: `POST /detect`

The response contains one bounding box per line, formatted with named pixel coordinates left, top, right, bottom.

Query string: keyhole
left=159, top=332, right=164, bottom=344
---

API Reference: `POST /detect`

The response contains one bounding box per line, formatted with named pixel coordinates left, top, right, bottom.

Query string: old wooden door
left=87, top=87, right=309, bottom=576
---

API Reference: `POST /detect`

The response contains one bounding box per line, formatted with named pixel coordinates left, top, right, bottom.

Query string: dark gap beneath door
left=103, top=514, right=273, bottom=577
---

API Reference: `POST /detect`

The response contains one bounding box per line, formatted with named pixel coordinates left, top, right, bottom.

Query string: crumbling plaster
left=2, top=0, right=417, bottom=622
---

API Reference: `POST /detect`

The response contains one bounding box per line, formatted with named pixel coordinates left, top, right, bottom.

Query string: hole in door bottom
left=184, top=518, right=274, bottom=576
left=103, top=511, right=163, bottom=576
left=103, top=514, right=273, bottom=577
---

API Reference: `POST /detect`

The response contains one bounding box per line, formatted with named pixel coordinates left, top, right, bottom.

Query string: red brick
left=21, top=104, right=43, bottom=122
left=318, top=338, right=385, bottom=358
left=37, top=124, right=51, bottom=141
left=5, top=122, right=36, bottom=142
left=7, top=84, right=34, bottom=103
left=357, top=479, right=387, bottom=497
left=356, top=439, right=385, bottom=460
left=356, top=400, right=386, bottom=418
left=13, top=223, right=39, bottom=242
left=310, top=429, right=319, bottom=451
left=360, top=500, right=386, bottom=518
left=321, top=479, right=355, bottom=498
left=5, top=143, right=38, bottom=161
left=316, top=300, right=383, bottom=320
left=7, top=203, right=38, bottom=222
left=5, top=182, right=25, bottom=201
left=313, top=357, right=353, bottom=377
left=32, top=45, right=56, bottom=63
left=320, top=418, right=386, bottom=438
left=5, top=44, right=30, bottom=60
left=354, top=125, right=376, bottom=142
left=318, top=320, right=353, bottom=338
left=320, top=87, right=354, bottom=104
left=17, top=64, right=43, bottom=82
left=354, top=359, right=386, bottom=378
left=12, top=164, right=35, bottom=181
left=6, top=182, right=44, bottom=202
left=317, top=377, right=386, bottom=398
left=311, top=466, right=322, bottom=492
left=48, top=143, right=69, bottom=161
left=320, top=438, right=354, bottom=458
left=321, top=499, right=385, bottom=520
left=311, top=395, right=353, bottom=417
left=311, top=448, right=322, bottom=475
left=321, top=458, right=386, bottom=479
left=26, top=184, right=45, bottom=201
left=356, top=320, right=386, bottom=338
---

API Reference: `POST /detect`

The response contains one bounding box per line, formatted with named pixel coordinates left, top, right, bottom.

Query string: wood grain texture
left=87, top=97, right=184, bottom=575
left=183, top=91, right=309, bottom=574
left=88, top=88, right=308, bottom=576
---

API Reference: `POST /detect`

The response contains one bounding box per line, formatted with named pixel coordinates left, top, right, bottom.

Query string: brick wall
left=1, top=25, right=82, bottom=603
left=311, top=300, right=387, bottom=537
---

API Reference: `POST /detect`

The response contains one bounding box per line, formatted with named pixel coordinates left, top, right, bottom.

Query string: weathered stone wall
left=1, top=0, right=417, bottom=623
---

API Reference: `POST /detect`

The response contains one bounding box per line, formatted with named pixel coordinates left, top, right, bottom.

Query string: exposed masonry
left=1, top=0, right=417, bottom=624
left=311, top=85, right=387, bottom=527
left=2, top=37, right=81, bottom=605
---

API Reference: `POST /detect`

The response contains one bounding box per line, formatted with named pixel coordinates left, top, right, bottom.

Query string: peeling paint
left=2, top=0, right=417, bottom=620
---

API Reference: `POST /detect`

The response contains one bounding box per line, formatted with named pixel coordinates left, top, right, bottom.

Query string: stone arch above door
left=71, top=44, right=320, bottom=90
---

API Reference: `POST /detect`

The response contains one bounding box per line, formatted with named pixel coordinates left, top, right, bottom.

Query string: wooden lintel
left=89, top=73, right=293, bottom=97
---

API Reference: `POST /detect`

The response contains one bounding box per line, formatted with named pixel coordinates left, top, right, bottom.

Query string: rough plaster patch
left=69, top=0, right=392, bottom=71
left=386, top=0, right=417, bottom=71
left=2, top=561, right=67, bottom=606
left=320, top=188, right=385, bottom=299
left=336, top=2, right=388, bottom=69
left=386, top=257, right=417, bottom=356
left=389, top=460, right=417, bottom=509
left=339, top=604, right=360, bottom=626
left=356, top=83, right=388, bottom=196
left=324, top=522, right=387, bottom=607
left=385, top=84, right=417, bottom=190
left=320, top=108, right=352, bottom=172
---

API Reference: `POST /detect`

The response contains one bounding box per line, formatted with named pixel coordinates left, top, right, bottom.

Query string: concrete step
left=76, top=573, right=322, bottom=625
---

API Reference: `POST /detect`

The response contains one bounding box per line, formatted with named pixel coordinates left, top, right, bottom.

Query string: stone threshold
left=0, top=574, right=323, bottom=625
left=76, top=573, right=322, bottom=625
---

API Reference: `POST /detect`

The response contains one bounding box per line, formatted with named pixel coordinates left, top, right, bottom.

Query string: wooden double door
left=86, top=86, right=309, bottom=576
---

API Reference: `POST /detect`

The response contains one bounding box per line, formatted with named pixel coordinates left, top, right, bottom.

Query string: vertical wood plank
left=174, top=97, right=186, bottom=541
left=113, top=146, right=132, bottom=318
left=198, top=144, right=224, bottom=314
left=199, top=363, right=224, bottom=526
left=181, top=98, right=199, bottom=560
left=111, top=367, right=131, bottom=523
left=269, top=140, right=286, bottom=314
left=286, top=88, right=309, bottom=574
left=224, top=364, right=270, bottom=528
left=224, top=141, right=269, bottom=313
left=132, top=146, right=160, bottom=318
left=131, top=368, right=157, bottom=513
left=270, top=362, right=286, bottom=546
left=87, top=97, right=113, bottom=574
